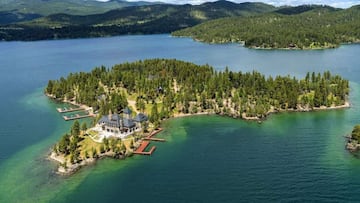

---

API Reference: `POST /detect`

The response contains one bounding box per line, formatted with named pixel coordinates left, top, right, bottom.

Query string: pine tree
left=81, top=122, right=87, bottom=131
left=71, top=120, right=80, bottom=137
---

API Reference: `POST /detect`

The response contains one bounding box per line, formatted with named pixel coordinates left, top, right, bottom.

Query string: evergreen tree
left=71, top=120, right=80, bottom=137
left=150, top=103, right=159, bottom=124
left=81, top=122, right=87, bottom=131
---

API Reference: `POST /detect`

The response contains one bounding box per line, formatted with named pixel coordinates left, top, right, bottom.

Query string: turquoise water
left=1, top=35, right=360, bottom=202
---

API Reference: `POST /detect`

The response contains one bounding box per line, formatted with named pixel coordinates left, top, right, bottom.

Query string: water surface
left=0, top=35, right=360, bottom=202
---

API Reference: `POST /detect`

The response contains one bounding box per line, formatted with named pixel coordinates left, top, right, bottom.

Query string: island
left=46, top=59, right=350, bottom=174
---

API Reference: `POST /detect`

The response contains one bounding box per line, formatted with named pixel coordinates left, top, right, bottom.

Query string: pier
left=56, top=106, right=93, bottom=121
left=144, top=137, right=165, bottom=142
left=63, top=114, right=93, bottom=121
left=134, top=128, right=164, bottom=156
left=144, top=128, right=165, bottom=142
left=133, top=141, right=156, bottom=155
left=57, top=107, right=85, bottom=113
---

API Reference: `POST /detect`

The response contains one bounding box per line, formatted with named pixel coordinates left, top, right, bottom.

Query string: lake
left=1, top=34, right=360, bottom=202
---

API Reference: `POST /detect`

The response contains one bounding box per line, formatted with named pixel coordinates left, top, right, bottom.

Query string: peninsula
left=172, top=5, right=360, bottom=49
left=46, top=59, right=349, bottom=174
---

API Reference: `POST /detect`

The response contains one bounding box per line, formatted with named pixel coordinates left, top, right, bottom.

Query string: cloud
left=125, top=0, right=360, bottom=8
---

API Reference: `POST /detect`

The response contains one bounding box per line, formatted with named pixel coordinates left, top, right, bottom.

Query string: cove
left=1, top=34, right=360, bottom=202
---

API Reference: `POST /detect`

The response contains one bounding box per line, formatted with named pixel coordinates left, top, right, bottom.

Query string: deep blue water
left=0, top=35, right=360, bottom=202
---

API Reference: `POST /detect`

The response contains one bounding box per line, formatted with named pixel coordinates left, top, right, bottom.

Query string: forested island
left=46, top=59, right=349, bottom=121
left=172, top=5, right=360, bottom=49
left=347, top=125, right=360, bottom=152
left=46, top=59, right=349, bottom=174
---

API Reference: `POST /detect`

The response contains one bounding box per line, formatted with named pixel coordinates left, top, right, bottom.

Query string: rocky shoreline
left=49, top=148, right=132, bottom=175
left=238, top=102, right=350, bottom=121
left=346, top=141, right=360, bottom=152
left=346, top=123, right=360, bottom=153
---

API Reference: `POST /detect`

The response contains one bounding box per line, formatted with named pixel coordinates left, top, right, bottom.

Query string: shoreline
left=49, top=151, right=128, bottom=175
left=45, top=93, right=350, bottom=175
left=227, top=101, right=350, bottom=121
left=171, top=35, right=349, bottom=50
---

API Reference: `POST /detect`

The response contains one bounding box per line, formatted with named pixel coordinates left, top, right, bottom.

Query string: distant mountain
left=172, top=5, right=360, bottom=49
left=0, top=0, right=157, bottom=17
left=0, top=1, right=277, bottom=41
left=22, top=1, right=275, bottom=27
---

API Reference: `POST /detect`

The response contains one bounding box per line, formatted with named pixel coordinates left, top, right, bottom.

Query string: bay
left=0, top=34, right=360, bottom=202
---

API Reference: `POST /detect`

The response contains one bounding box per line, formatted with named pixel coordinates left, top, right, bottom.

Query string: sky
left=103, top=0, right=360, bottom=8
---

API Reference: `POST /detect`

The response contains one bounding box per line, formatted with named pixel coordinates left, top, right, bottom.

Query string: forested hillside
left=0, top=0, right=156, bottom=17
left=0, top=1, right=275, bottom=41
left=173, top=5, right=360, bottom=49
left=45, top=59, right=349, bottom=120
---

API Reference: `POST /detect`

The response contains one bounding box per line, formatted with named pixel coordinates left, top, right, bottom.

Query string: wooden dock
left=57, top=107, right=84, bottom=113
left=144, top=128, right=165, bottom=142
left=63, top=114, right=93, bottom=121
left=148, top=128, right=163, bottom=138
left=144, top=137, right=165, bottom=142
left=133, top=141, right=156, bottom=155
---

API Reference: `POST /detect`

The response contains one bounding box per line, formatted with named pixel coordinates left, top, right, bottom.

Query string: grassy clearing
left=79, top=135, right=101, bottom=158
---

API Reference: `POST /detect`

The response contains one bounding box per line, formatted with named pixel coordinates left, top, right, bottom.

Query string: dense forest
left=173, top=5, right=360, bottom=49
left=0, top=1, right=276, bottom=41
left=45, top=59, right=349, bottom=121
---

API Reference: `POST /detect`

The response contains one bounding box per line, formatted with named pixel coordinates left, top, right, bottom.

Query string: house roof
left=98, top=114, right=121, bottom=128
left=123, top=119, right=135, bottom=128
left=134, top=113, right=148, bottom=122
left=98, top=113, right=136, bottom=128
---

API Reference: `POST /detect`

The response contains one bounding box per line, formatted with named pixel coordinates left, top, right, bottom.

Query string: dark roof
left=123, top=107, right=132, bottom=115
left=123, top=119, right=135, bottom=128
left=134, top=113, right=148, bottom=122
left=98, top=114, right=121, bottom=128
left=98, top=114, right=136, bottom=128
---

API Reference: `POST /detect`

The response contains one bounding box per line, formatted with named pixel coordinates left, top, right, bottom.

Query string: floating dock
left=63, top=114, right=93, bottom=121
left=133, top=141, right=156, bottom=155
left=57, top=107, right=85, bottom=113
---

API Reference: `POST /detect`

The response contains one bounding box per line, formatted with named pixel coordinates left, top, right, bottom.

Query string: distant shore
left=173, top=36, right=343, bottom=50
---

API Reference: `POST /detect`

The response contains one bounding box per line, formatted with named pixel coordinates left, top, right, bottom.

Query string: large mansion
left=97, top=107, right=148, bottom=137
